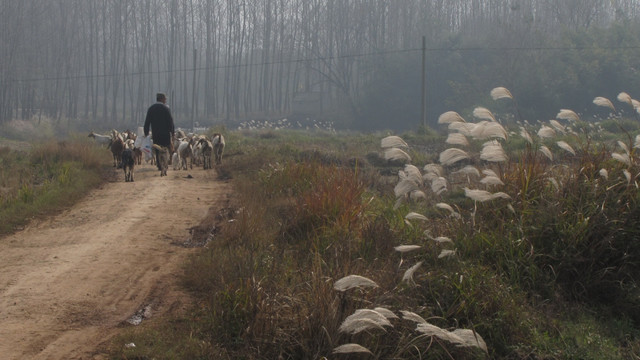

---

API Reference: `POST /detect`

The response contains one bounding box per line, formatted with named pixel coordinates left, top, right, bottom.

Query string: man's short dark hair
left=156, top=93, right=167, bottom=101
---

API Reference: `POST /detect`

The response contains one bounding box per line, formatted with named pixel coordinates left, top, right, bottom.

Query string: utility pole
left=421, top=36, right=427, bottom=129
left=192, top=48, right=197, bottom=133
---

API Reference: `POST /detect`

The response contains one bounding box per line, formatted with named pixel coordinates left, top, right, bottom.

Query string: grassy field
left=109, top=119, right=640, bottom=359
left=0, top=135, right=112, bottom=236
left=3, top=109, right=640, bottom=359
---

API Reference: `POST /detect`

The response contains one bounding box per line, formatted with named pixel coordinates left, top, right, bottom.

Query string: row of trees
left=2, top=0, right=640, bottom=131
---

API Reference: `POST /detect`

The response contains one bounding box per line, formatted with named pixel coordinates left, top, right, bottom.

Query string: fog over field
left=2, top=0, right=640, bottom=131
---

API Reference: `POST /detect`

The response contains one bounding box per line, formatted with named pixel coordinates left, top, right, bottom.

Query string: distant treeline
left=2, top=0, right=640, bottom=131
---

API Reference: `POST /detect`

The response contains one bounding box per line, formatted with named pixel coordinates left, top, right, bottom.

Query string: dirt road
left=0, top=164, right=231, bottom=359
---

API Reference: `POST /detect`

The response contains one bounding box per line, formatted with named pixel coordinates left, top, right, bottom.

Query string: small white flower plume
left=481, top=175, right=504, bottom=186
left=539, top=145, right=553, bottom=161
left=612, top=152, right=631, bottom=167
left=549, top=120, right=567, bottom=134
left=381, top=135, right=408, bottom=148
left=464, top=188, right=511, bottom=202
left=624, top=169, right=632, bottom=184
left=431, top=177, right=448, bottom=195
left=473, top=107, right=497, bottom=122
left=339, top=309, right=393, bottom=334
left=599, top=168, right=609, bottom=180
left=473, top=121, right=508, bottom=141
left=593, top=96, right=615, bottom=111
left=617, top=92, right=633, bottom=105
left=480, top=142, right=508, bottom=162
left=519, top=127, right=533, bottom=144
left=333, top=344, right=373, bottom=355
left=405, top=212, right=428, bottom=221
left=449, top=122, right=476, bottom=136
left=453, top=165, right=480, bottom=178
left=556, top=109, right=580, bottom=122
left=556, top=141, right=576, bottom=156
left=438, top=111, right=466, bottom=124
left=432, top=236, right=454, bottom=245
left=617, top=140, right=630, bottom=155
left=394, top=245, right=422, bottom=253
left=436, top=202, right=461, bottom=218
left=490, top=86, right=513, bottom=100
left=334, top=275, right=379, bottom=292
left=440, top=148, right=470, bottom=166
left=374, top=307, right=399, bottom=319
left=438, top=249, right=457, bottom=259
left=402, top=261, right=423, bottom=282
left=537, top=125, right=556, bottom=139
left=400, top=310, right=427, bottom=324
left=384, top=148, right=412, bottom=162
left=446, top=132, right=470, bottom=146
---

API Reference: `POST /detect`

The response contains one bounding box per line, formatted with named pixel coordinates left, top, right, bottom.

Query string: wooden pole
left=192, top=48, right=197, bottom=132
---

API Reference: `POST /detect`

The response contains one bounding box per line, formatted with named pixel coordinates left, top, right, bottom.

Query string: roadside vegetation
left=0, top=135, right=111, bottom=236
left=111, top=92, right=640, bottom=359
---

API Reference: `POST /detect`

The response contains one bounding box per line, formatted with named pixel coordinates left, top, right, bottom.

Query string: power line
left=7, top=44, right=640, bottom=84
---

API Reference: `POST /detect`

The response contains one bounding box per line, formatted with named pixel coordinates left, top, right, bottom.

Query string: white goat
left=88, top=132, right=111, bottom=147
left=198, top=138, right=214, bottom=169
left=212, top=133, right=225, bottom=165
left=177, top=140, right=193, bottom=170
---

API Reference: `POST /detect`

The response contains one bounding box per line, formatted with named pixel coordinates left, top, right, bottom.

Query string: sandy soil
left=0, top=163, right=231, bottom=360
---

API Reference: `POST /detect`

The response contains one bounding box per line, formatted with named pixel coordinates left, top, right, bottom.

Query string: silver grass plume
left=617, top=92, right=633, bottom=105
left=338, top=309, right=392, bottom=334
left=409, top=190, right=426, bottom=201
left=440, top=148, right=470, bottom=166
left=438, top=249, right=457, bottom=259
left=556, top=141, right=576, bottom=156
left=482, top=169, right=499, bottom=178
left=332, top=344, right=373, bottom=355
left=634, top=134, right=640, bottom=149
left=633, top=99, right=640, bottom=110
left=449, top=122, right=476, bottom=136
left=481, top=175, right=504, bottom=186
left=471, top=121, right=507, bottom=140
left=464, top=187, right=511, bottom=202
left=400, top=310, right=427, bottom=324
left=519, top=127, right=533, bottom=144
left=490, top=86, right=513, bottom=100
left=394, top=244, right=422, bottom=253
left=480, top=141, right=508, bottom=162
left=612, top=152, right=631, bottom=167
left=539, top=145, right=554, bottom=161
left=537, top=125, right=556, bottom=139
left=623, top=169, right=632, bottom=184
left=432, top=236, right=454, bottom=245
left=556, top=109, right=580, bottom=122
left=438, top=111, right=466, bottom=124
left=402, top=261, right=423, bottom=283
left=548, top=177, right=560, bottom=191
left=374, top=307, right=399, bottom=319
left=431, top=177, right=448, bottom=195
left=381, top=135, right=408, bottom=148
left=401, top=164, right=423, bottom=186
left=473, top=107, right=497, bottom=122
left=451, top=329, right=489, bottom=353
left=405, top=212, right=428, bottom=221
left=599, top=168, right=609, bottom=180
left=617, top=140, right=630, bottom=155
left=611, top=153, right=631, bottom=166
left=446, top=132, right=470, bottom=146
left=334, top=275, right=379, bottom=292
left=593, top=96, right=615, bottom=111
left=384, top=148, right=411, bottom=162
left=436, top=202, right=461, bottom=218
left=394, top=179, right=419, bottom=198
left=549, top=120, right=567, bottom=134
left=423, top=163, right=444, bottom=177
left=458, top=165, right=481, bottom=177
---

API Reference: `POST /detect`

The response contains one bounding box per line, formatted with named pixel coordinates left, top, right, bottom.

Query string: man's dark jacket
left=143, top=103, right=175, bottom=147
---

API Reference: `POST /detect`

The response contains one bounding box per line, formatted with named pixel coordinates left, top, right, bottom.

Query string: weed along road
left=0, top=164, right=231, bottom=359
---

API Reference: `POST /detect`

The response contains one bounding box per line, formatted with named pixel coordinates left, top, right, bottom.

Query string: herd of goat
left=88, top=129, right=225, bottom=182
